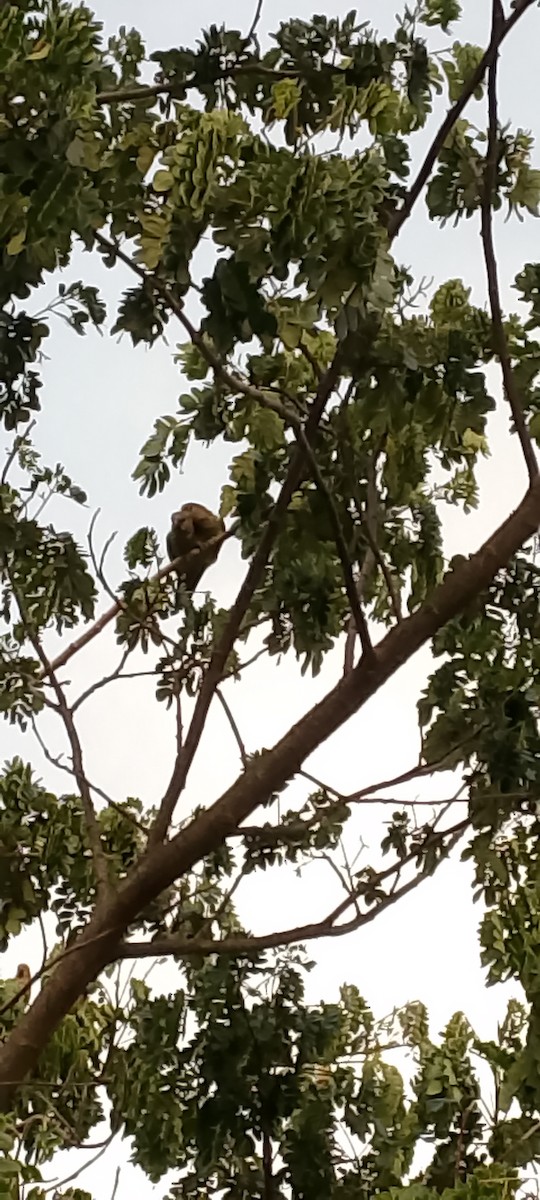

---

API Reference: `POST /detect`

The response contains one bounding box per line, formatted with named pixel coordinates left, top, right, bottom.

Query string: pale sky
left=4, top=2, right=540, bottom=1195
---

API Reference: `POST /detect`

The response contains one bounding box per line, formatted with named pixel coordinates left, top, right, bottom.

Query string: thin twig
left=344, top=456, right=379, bottom=673
left=247, top=0, right=264, bottom=43
left=88, top=509, right=119, bottom=606
left=480, top=0, right=538, bottom=485
left=225, top=644, right=269, bottom=679
left=298, top=338, right=323, bottom=381
left=111, top=1166, right=121, bottom=1200
left=237, top=791, right=469, bottom=850
left=42, top=526, right=234, bottom=679
left=236, top=791, right=467, bottom=847
left=191, top=863, right=248, bottom=944
left=262, top=1132, right=275, bottom=1200
left=175, top=685, right=183, bottom=755
left=31, top=639, right=113, bottom=902
left=1, top=420, right=36, bottom=486
left=31, top=718, right=146, bottom=833
left=295, top=814, right=467, bottom=928
left=299, top=724, right=487, bottom=804
left=38, top=914, right=48, bottom=973
left=357, top=456, right=402, bottom=622
left=316, top=849, right=357, bottom=908
left=42, top=1136, right=114, bottom=1194
left=32, top=485, right=55, bottom=522
left=216, top=688, right=249, bottom=767
left=8, top=573, right=113, bottom=900
left=344, top=447, right=402, bottom=673
left=96, top=63, right=348, bottom=107
left=71, top=650, right=132, bottom=712
left=118, top=819, right=469, bottom=960
left=295, top=426, right=374, bottom=661
left=96, top=233, right=301, bottom=431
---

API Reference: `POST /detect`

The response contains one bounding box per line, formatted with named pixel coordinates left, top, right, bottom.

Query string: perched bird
left=0, top=962, right=31, bottom=1017
left=15, top=962, right=30, bottom=993
left=166, top=502, right=225, bottom=593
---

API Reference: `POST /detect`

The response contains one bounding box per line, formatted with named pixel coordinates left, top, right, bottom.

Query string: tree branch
left=95, top=63, right=304, bottom=107
left=0, top=6, right=538, bottom=1096
left=101, top=236, right=374, bottom=677
left=480, top=0, right=538, bottom=484
left=356, top=457, right=403, bottom=623
left=236, top=791, right=467, bottom=850
left=0, top=475, right=537, bottom=1110
left=95, top=0, right=534, bottom=141
left=344, top=454, right=380, bottom=673
left=95, top=233, right=302, bottom=432
left=389, top=0, right=537, bottom=239
left=1, top=420, right=36, bottom=486
left=93, top=5, right=537, bottom=840
left=247, top=0, right=264, bottom=43
left=148, top=351, right=344, bottom=846
left=31, top=718, right=146, bottom=834
left=30, top=638, right=113, bottom=904
left=295, top=426, right=374, bottom=662
left=42, top=529, right=233, bottom=679
left=117, top=819, right=469, bottom=960
left=216, top=688, right=249, bottom=768
left=90, top=234, right=347, bottom=846
left=8, top=570, right=113, bottom=902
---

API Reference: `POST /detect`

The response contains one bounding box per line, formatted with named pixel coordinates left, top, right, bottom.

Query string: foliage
left=0, top=0, right=539, bottom=1196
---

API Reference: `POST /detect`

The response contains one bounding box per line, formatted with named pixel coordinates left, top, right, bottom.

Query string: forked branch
left=28, top=633, right=111, bottom=903
left=117, top=818, right=469, bottom=960
left=389, top=0, right=537, bottom=239
left=42, top=529, right=233, bottom=678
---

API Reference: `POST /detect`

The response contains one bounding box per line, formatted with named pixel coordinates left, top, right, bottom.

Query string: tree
left=0, top=0, right=540, bottom=1194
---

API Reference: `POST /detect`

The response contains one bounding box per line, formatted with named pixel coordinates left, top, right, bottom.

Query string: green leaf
left=6, top=230, right=26, bottom=256
left=152, top=169, right=174, bottom=192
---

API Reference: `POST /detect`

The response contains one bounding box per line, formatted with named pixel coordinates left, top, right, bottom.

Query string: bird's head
left=170, top=507, right=192, bottom=530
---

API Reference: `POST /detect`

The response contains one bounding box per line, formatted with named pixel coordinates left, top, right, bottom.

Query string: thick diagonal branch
left=0, top=475, right=539, bottom=1111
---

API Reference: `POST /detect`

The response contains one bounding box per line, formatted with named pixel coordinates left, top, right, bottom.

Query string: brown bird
left=16, top=962, right=31, bottom=994
left=0, top=962, right=31, bottom=1015
left=166, top=502, right=225, bottom=592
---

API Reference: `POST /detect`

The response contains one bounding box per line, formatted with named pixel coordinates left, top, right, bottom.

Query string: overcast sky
left=4, top=2, right=540, bottom=1195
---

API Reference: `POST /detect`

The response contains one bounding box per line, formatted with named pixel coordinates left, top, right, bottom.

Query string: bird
left=166, top=502, right=226, bottom=593
left=0, top=962, right=31, bottom=1017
